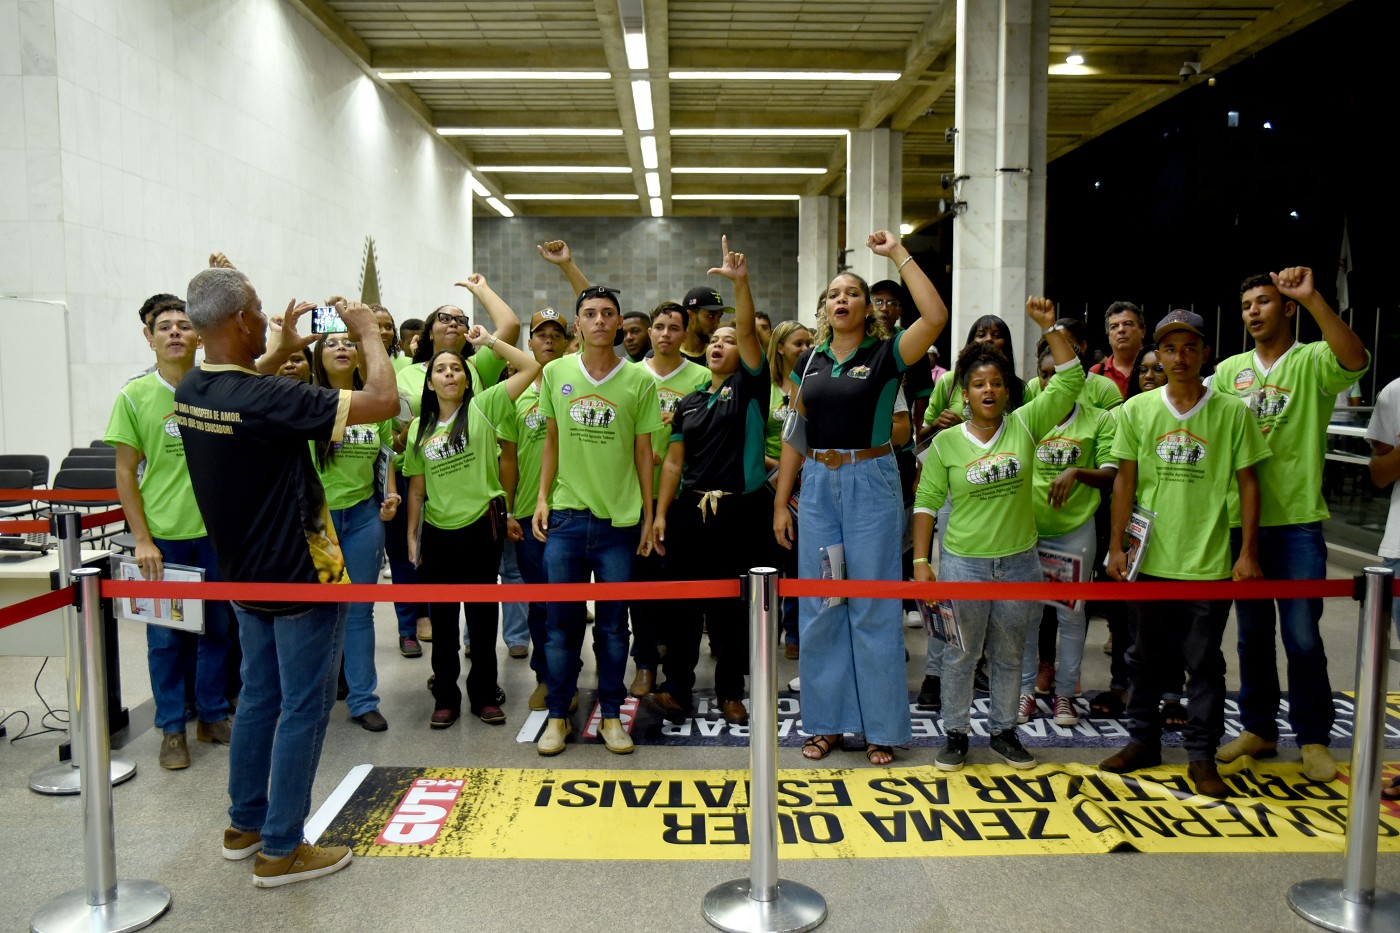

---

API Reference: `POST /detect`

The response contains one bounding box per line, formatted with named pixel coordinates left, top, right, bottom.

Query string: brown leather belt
left=808, top=443, right=893, bottom=470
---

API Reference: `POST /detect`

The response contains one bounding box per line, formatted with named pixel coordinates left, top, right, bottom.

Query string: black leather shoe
left=915, top=675, right=941, bottom=711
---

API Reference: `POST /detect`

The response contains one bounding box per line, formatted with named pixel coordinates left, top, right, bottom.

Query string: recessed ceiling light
left=671, top=128, right=847, bottom=138
left=671, top=194, right=801, bottom=201
left=468, top=175, right=489, bottom=197
left=640, top=136, right=659, bottom=169
left=379, top=70, right=611, bottom=81
left=504, top=193, right=641, bottom=200
left=485, top=197, right=514, bottom=217
left=1066, top=53, right=1084, bottom=66
left=631, top=80, right=654, bottom=132
left=476, top=165, right=632, bottom=174
left=644, top=172, right=661, bottom=198
left=437, top=128, right=624, bottom=138
left=669, top=71, right=899, bottom=81
left=649, top=197, right=664, bottom=218
left=624, top=33, right=648, bottom=71
left=672, top=167, right=827, bottom=175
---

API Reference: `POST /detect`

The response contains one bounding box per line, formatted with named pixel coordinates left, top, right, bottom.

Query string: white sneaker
left=1017, top=693, right=1036, bottom=724
left=904, top=609, right=922, bottom=628
left=788, top=677, right=801, bottom=692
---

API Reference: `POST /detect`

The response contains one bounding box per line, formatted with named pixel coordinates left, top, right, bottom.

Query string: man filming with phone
left=175, top=267, right=398, bottom=887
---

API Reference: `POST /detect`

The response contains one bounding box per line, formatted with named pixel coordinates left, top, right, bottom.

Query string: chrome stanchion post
left=30, top=511, right=137, bottom=795
left=703, top=568, right=826, bottom=933
left=31, top=569, right=171, bottom=933
left=1288, top=566, right=1400, bottom=932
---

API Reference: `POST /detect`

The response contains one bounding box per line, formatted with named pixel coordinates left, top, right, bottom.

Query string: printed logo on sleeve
left=1036, top=437, right=1083, bottom=467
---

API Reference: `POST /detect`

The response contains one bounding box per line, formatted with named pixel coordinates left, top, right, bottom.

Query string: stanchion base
left=1288, top=879, right=1400, bottom=932
left=28, top=757, right=137, bottom=796
left=30, top=879, right=171, bottom=933
left=702, top=879, right=827, bottom=933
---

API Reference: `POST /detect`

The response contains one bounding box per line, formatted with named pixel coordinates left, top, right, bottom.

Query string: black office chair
left=60, top=454, right=116, bottom=474
left=0, top=467, right=36, bottom=511
left=52, top=466, right=121, bottom=546
left=89, top=440, right=108, bottom=448
left=0, top=454, right=49, bottom=488
left=66, top=446, right=116, bottom=460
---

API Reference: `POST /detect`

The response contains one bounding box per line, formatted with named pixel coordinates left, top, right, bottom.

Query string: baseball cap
left=1153, top=309, right=1207, bottom=341
left=529, top=307, right=570, bottom=335
left=682, top=286, right=732, bottom=314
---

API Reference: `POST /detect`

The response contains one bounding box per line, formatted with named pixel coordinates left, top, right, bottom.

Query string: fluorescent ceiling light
left=624, top=33, right=649, bottom=71
left=900, top=223, right=914, bottom=235
left=672, top=166, right=827, bottom=175
left=504, top=193, right=640, bottom=200
left=671, top=128, right=847, bottom=137
left=485, top=197, right=514, bottom=217
left=645, top=172, right=661, bottom=197
left=438, top=128, right=624, bottom=137
left=1047, top=63, right=1096, bottom=76
left=1065, top=53, right=1085, bottom=66
left=649, top=197, right=663, bottom=217
left=671, top=194, right=801, bottom=201
left=640, top=136, right=659, bottom=169
left=468, top=174, right=489, bottom=197
left=476, top=165, right=632, bottom=173
left=631, top=80, right=654, bottom=132
left=380, top=70, right=610, bottom=81
left=670, top=71, right=899, bottom=81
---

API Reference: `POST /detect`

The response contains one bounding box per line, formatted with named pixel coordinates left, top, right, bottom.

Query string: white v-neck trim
left=578, top=356, right=626, bottom=387
left=960, top=419, right=1005, bottom=450
left=1052, top=403, right=1081, bottom=433
left=1160, top=385, right=1211, bottom=421
left=645, top=358, right=689, bottom=381
left=1252, top=339, right=1298, bottom=378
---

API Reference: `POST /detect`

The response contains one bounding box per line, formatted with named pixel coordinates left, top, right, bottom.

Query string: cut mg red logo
left=376, top=778, right=465, bottom=845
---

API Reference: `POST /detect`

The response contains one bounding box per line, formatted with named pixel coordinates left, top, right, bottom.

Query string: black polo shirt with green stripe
left=792, top=333, right=908, bottom=450
left=670, top=358, right=769, bottom=494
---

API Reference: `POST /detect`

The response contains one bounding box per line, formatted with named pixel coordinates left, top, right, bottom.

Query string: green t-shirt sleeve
left=1232, top=402, right=1272, bottom=472
left=1093, top=409, right=1118, bottom=468
left=538, top=363, right=559, bottom=421
left=1110, top=401, right=1140, bottom=464
left=103, top=389, right=141, bottom=451
left=636, top=377, right=664, bottom=436
left=471, top=346, right=507, bottom=387
left=496, top=403, right=520, bottom=444
left=923, top=371, right=956, bottom=425
left=913, top=437, right=949, bottom=513
left=1308, top=340, right=1371, bottom=396
left=473, top=382, right=515, bottom=431
left=1020, top=362, right=1085, bottom=440
left=1091, top=374, right=1123, bottom=410
left=401, top=418, right=425, bottom=477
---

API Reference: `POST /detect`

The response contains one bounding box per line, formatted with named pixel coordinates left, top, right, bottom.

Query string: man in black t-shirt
left=176, top=267, right=398, bottom=888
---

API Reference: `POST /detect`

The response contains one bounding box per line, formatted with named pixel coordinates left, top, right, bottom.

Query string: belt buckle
left=815, top=449, right=843, bottom=470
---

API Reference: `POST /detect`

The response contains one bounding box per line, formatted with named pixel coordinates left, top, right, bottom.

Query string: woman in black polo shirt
left=649, top=237, right=768, bottom=726
left=772, top=231, right=949, bottom=765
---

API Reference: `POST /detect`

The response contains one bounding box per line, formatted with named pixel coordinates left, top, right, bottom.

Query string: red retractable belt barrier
left=0, top=587, right=74, bottom=631
left=0, top=489, right=125, bottom=534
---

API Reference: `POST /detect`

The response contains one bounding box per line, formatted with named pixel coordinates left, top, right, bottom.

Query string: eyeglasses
left=322, top=338, right=356, bottom=350
left=872, top=298, right=901, bottom=309
left=435, top=311, right=468, bottom=327
left=1138, top=363, right=1165, bottom=374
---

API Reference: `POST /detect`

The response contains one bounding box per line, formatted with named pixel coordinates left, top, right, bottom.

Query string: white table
left=0, top=549, right=109, bottom=657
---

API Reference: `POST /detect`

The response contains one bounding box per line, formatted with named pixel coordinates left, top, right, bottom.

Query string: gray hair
left=186, top=268, right=253, bottom=330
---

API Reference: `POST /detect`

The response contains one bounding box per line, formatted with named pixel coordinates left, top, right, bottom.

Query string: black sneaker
left=935, top=731, right=968, bottom=772
left=989, top=729, right=1035, bottom=769
left=915, top=675, right=941, bottom=711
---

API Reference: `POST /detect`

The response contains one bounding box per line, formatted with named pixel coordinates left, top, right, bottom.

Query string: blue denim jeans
left=514, top=521, right=549, bottom=681
left=149, top=535, right=232, bottom=733
left=329, top=496, right=383, bottom=717
left=383, top=472, right=426, bottom=638
left=1021, top=519, right=1095, bottom=697
left=495, top=539, right=532, bottom=649
left=227, top=601, right=346, bottom=858
left=1230, top=522, right=1333, bottom=746
left=938, top=545, right=1041, bottom=734
left=542, top=509, right=635, bottom=718
left=797, top=454, right=910, bottom=746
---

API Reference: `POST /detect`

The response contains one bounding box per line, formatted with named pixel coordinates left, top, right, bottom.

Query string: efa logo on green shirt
left=1036, top=438, right=1083, bottom=467
left=966, top=453, right=1021, bottom=485
left=1247, top=385, right=1290, bottom=425
left=658, top=388, right=685, bottom=414
left=342, top=424, right=377, bottom=447
left=569, top=395, right=617, bottom=428
left=425, top=433, right=467, bottom=461
left=524, top=405, right=545, bottom=431
left=162, top=414, right=181, bottom=439
left=1155, top=430, right=1206, bottom=465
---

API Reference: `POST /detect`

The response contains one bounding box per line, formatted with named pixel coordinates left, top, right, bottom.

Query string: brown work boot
left=1188, top=759, right=1230, bottom=799
left=159, top=731, right=190, bottom=770
left=197, top=718, right=233, bottom=745
left=1098, top=741, right=1161, bottom=774
left=1300, top=744, right=1338, bottom=783
left=1215, top=730, right=1276, bottom=763
left=629, top=666, right=655, bottom=697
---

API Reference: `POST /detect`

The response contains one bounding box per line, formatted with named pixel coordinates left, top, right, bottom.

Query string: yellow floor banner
left=318, top=760, right=1400, bottom=860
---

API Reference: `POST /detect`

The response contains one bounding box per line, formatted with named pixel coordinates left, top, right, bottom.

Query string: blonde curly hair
left=812, top=272, right=892, bottom=347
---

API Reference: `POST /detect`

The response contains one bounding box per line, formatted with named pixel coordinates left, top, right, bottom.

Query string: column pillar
left=797, top=194, right=838, bottom=328
left=844, top=129, right=902, bottom=286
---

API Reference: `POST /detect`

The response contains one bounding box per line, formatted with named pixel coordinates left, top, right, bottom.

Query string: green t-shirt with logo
left=539, top=355, right=664, bottom=526
left=496, top=381, right=548, bottom=520
left=103, top=372, right=205, bottom=540
left=913, top=361, right=1085, bottom=558
left=1111, top=388, right=1271, bottom=580
left=1023, top=370, right=1123, bottom=411
left=400, top=382, right=514, bottom=529
left=311, top=418, right=394, bottom=511
left=1031, top=404, right=1117, bottom=538
left=765, top=381, right=791, bottom=460
left=638, top=358, right=710, bottom=493
left=1212, top=340, right=1369, bottom=527
left=921, top=370, right=959, bottom=425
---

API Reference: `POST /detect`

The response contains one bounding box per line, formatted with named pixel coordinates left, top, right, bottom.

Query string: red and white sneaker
left=1053, top=695, right=1080, bottom=726
left=1017, top=694, right=1036, bottom=724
